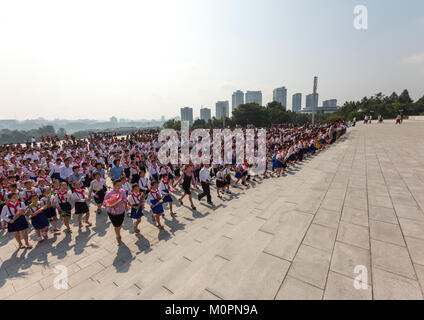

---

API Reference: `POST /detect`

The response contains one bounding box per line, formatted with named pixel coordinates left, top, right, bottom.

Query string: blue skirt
left=8, top=215, right=29, bottom=233
left=162, top=195, right=173, bottom=203
left=235, top=171, right=243, bottom=179
left=274, top=160, right=283, bottom=168
left=151, top=200, right=164, bottom=215
left=31, top=212, right=49, bottom=230
left=43, top=207, right=57, bottom=219
left=130, top=206, right=144, bottom=219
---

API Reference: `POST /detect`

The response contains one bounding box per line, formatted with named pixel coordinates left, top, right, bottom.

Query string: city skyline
left=0, top=0, right=423, bottom=121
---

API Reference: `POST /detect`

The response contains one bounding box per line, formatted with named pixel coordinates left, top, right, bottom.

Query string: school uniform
left=138, top=177, right=150, bottom=195
left=148, top=165, right=160, bottom=183
left=28, top=167, right=39, bottom=181
left=20, top=189, right=40, bottom=206
left=28, top=202, right=49, bottom=230
left=122, top=160, right=131, bottom=178
left=216, top=171, right=225, bottom=188
left=129, top=165, right=140, bottom=184
left=0, top=201, right=29, bottom=233
left=81, top=167, right=92, bottom=188
left=55, top=191, right=72, bottom=217
left=160, top=166, right=175, bottom=180
left=147, top=189, right=164, bottom=215
left=235, top=164, right=244, bottom=179
left=159, top=180, right=173, bottom=203
left=128, top=192, right=144, bottom=219
left=0, top=190, right=5, bottom=217
left=121, top=182, right=131, bottom=196
left=72, top=188, right=89, bottom=214
left=274, top=152, right=283, bottom=169
left=89, top=179, right=107, bottom=204
left=50, top=164, right=62, bottom=181
left=37, top=175, right=51, bottom=186
left=40, top=196, right=57, bottom=219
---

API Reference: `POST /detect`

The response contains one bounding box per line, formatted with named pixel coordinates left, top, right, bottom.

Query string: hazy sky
left=0, top=0, right=423, bottom=120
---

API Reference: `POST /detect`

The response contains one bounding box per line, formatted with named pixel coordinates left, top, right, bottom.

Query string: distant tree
left=192, top=119, right=206, bottom=129
left=398, top=89, right=413, bottom=104
left=232, top=103, right=268, bottom=127
left=57, top=128, right=66, bottom=138
left=163, top=119, right=177, bottom=129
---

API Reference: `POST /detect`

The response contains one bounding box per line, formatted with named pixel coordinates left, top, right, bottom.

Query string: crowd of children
left=0, top=122, right=346, bottom=247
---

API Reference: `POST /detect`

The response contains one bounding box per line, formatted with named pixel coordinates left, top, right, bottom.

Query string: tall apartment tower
left=232, top=90, right=244, bottom=111
left=245, top=91, right=262, bottom=105
left=273, top=87, right=287, bottom=107
left=292, top=93, right=302, bottom=112
left=180, top=107, right=193, bottom=126
left=215, top=101, right=230, bottom=119
left=200, top=107, right=211, bottom=121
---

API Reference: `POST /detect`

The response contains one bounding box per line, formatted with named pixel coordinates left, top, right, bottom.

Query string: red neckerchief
left=58, top=190, right=67, bottom=202
left=131, top=165, right=138, bottom=171
left=6, top=201, right=20, bottom=211
left=38, top=175, right=49, bottom=184
left=131, top=191, right=142, bottom=203
left=24, top=189, right=34, bottom=199
left=150, top=189, right=161, bottom=201
left=74, top=188, right=85, bottom=199
left=162, top=179, right=170, bottom=190
left=31, top=203, right=41, bottom=213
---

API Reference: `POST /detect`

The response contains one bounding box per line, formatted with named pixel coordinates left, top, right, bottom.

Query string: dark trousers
left=199, top=182, right=211, bottom=203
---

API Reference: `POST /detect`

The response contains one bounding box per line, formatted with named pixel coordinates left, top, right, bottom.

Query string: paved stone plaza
left=1, top=121, right=424, bottom=300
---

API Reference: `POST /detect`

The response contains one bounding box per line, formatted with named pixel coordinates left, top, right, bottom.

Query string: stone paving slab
left=2, top=121, right=424, bottom=299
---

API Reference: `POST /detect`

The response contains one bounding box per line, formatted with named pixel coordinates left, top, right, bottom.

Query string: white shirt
left=199, top=167, right=211, bottom=182
left=1, top=201, right=26, bottom=222
left=59, top=165, right=73, bottom=180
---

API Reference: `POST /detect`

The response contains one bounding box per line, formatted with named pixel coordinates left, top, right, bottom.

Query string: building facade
left=215, top=101, right=230, bottom=119
left=305, top=93, right=319, bottom=108
left=180, top=107, right=193, bottom=126
left=323, top=99, right=337, bottom=108
left=232, top=90, right=244, bottom=111
left=245, top=91, right=262, bottom=105
left=200, top=107, right=211, bottom=122
left=273, top=87, right=287, bottom=107
left=292, top=93, right=302, bottom=112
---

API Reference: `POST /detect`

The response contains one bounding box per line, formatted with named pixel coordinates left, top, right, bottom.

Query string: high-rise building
left=200, top=107, right=211, bottom=122
left=245, top=91, right=262, bottom=105
left=292, top=93, right=302, bottom=112
left=305, top=93, right=319, bottom=108
left=232, top=90, right=244, bottom=111
left=180, top=107, right=193, bottom=126
left=215, top=101, right=230, bottom=119
left=323, top=99, right=337, bottom=108
left=273, top=87, right=287, bottom=107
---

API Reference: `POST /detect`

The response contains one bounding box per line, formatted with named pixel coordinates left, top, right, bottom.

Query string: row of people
left=1, top=122, right=347, bottom=247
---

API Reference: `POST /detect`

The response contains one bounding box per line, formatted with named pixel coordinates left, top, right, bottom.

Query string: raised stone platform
left=1, top=121, right=424, bottom=300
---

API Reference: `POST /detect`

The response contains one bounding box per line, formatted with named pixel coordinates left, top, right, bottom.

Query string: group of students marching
left=0, top=122, right=346, bottom=247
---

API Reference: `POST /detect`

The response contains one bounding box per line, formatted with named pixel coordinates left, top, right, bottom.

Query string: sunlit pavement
left=1, top=120, right=424, bottom=299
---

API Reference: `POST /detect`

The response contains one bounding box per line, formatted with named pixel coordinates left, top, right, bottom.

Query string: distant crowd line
left=0, top=122, right=347, bottom=248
